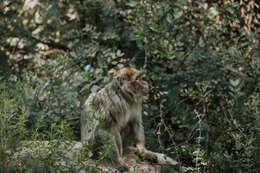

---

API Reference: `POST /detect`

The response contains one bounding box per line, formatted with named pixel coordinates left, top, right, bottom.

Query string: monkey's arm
left=131, top=116, right=159, bottom=163
left=133, top=116, right=146, bottom=150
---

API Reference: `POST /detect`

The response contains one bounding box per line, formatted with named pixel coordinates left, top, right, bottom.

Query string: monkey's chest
left=117, top=108, right=140, bottom=129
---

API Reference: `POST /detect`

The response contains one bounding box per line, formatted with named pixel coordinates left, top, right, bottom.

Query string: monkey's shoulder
left=83, top=86, right=121, bottom=111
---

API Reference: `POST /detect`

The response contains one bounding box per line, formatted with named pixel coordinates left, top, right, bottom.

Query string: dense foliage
left=0, top=0, right=259, bottom=172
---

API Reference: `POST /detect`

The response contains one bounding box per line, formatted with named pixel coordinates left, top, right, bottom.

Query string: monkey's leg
left=114, top=129, right=123, bottom=157
left=95, top=128, right=125, bottom=165
left=81, top=114, right=91, bottom=143
left=81, top=112, right=97, bottom=144
left=121, top=125, right=131, bottom=152
left=107, top=128, right=129, bottom=168
left=113, top=136, right=128, bottom=170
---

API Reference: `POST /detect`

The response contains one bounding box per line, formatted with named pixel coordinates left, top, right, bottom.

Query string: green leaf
left=127, top=1, right=138, bottom=7
left=230, top=79, right=240, bottom=87
left=116, top=49, right=124, bottom=57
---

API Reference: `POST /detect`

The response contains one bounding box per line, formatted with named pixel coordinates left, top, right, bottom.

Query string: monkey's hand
left=130, top=146, right=158, bottom=164
left=136, top=143, right=146, bottom=152
left=140, top=150, right=158, bottom=164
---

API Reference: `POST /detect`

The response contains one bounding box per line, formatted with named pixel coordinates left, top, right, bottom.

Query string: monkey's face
left=117, top=68, right=149, bottom=96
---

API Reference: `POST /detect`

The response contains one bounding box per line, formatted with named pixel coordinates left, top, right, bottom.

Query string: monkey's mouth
left=142, top=87, right=149, bottom=95
left=140, top=82, right=149, bottom=95
left=142, top=95, right=149, bottom=101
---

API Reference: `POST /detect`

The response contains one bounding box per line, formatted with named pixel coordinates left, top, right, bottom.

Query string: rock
left=6, top=141, right=179, bottom=173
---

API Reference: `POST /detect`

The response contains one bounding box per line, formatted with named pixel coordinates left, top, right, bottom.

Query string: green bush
left=0, top=0, right=259, bottom=172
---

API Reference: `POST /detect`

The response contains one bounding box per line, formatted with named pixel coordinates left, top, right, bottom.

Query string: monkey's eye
left=123, top=74, right=131, bottom=81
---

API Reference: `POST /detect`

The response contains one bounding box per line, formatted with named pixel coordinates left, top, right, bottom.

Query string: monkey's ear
left=115, top=74, right=123, bottom=83
left=109, top=69, right=116, bottom=76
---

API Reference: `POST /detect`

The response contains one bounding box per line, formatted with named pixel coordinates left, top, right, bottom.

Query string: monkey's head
left=116, top=67, right=149, bottom=97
